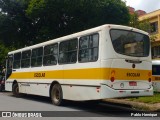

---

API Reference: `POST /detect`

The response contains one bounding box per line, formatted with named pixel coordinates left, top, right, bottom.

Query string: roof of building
left=139, top=9, right=160, bottom=21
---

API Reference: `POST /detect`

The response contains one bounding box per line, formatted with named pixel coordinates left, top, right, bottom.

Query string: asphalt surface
left=0, top=91, right=159, bottom=120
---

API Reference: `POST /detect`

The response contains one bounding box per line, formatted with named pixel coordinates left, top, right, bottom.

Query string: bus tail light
left=148, top=78, right=152, bottom=82
left=110, top=70, right=115, bottom=82
left=110, top=77, right=115, bottom=82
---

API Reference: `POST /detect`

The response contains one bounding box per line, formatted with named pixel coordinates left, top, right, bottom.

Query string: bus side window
left=31, top=47, right=43, bottom=67
left=43, top=44, right=58, bottom=66
left=21, top=50, right=31, bottom=68
left=13, top=52, right=21, bottom=69
left=59, top=39, right=78, bottom=64
left=79, top=33, right=99, bottom=62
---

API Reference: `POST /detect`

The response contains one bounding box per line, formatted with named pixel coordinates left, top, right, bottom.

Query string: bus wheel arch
left=12, top=80, right=18, bottom=92
left=50, top=81, right=64, bottom=106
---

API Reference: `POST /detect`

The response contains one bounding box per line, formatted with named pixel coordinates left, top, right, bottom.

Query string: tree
left=129, top=12, right=139, bottom=28
left=0, top=0, right=34, bottom=48
left=26, top=0, right=130, bottom=43
left=0, top=0, right=130, bottom=49
left=128, top=12, right=156, bottom=41
left=129, top=12, right=152, bottom=32
left=0, top=42, right=14, bottom=65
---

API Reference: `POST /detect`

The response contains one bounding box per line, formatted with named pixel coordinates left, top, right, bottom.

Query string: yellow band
left=8, top=68, right=151, bottom=81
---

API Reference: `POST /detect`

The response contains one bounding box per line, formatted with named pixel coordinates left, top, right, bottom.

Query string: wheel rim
left=15, top=86, right=19, bottom=94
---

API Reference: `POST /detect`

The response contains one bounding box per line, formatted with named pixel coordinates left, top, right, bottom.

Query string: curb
left=103, top=99, right=160, bottom=112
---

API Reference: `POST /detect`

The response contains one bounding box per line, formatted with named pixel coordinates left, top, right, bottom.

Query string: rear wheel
left=51, top=84, right=63, bottom=106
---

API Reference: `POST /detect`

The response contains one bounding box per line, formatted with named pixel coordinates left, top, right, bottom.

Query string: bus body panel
left=5, top=24, right=153, bottom=101
left=152, top=60, right=160, bottom=92
left=100, top=84, right=153, bottom=98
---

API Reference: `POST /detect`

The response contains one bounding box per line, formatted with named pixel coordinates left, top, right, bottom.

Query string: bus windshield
left=110, top=29, right=150, bottom=57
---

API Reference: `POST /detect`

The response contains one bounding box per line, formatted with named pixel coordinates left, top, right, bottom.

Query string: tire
left=0, top=85, right=2, bottom=92
left=12, top=83, right=20, bottom=97
left=51, top=84, right=63, bottom=106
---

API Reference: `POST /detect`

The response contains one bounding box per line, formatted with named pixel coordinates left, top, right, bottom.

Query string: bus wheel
left=0, top=85, right=2, bottom=92
left=51, top=84, right=63, bottom=106
left=12, top=83, right=20, bottom=97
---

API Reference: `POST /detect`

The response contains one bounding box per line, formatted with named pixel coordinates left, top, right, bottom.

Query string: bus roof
left=8, top=24, right=149, bottom=54
left=152, top=60, right=160, bottom=65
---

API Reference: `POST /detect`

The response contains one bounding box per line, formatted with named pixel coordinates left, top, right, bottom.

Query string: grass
left=129, top=93, right=160, bottom=104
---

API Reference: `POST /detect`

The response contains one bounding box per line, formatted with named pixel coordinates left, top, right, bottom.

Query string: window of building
left=13, top=52, right=21, bottom=69
left=21, top=50, right=31, bottom=68
left=152, top=46, right=160, bottom=58
left=31, top=47, right=43, bottom=67
left=43, top=44, right=58, bottom=66
left=79, top=34, right=99, bottom=62
left=59, top=39, right=78, bottom=64
left=150, top=22, right=158, bottom=33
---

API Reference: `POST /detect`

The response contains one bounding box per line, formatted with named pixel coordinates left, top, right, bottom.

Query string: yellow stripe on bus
left=9, top=68, right=151, bottom=80
left=152, top=76, right=160, bottom=81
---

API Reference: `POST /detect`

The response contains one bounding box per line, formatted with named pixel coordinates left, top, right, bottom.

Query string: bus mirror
left=6, top=55, right=13, bottom=60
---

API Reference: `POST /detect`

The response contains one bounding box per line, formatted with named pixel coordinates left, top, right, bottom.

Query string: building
left=139, top=9, right=160, bottom=58
left=128, top=7, right=146, bottom=16
left=128, top=6, right=135, bottom=14
left=136, top=10, right=146, bottom=16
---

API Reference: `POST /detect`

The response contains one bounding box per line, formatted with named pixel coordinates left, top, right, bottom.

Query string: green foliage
left=26, top=0, right=130, bottom=42
left=128, top=12, right=157, bottom=42
left=129, top=93, right=160, bottom=104
left=129, top=12, right=152, bottom=33
left=0, top=0, right=130, bottom=48
left=0, top=0, right=130, bottom=64
left=129, top=12, right=139, bottom=28
left=0, top=0, right=34, bottom=48
left=138, top=20, right=152, bottom=33
left=0, top=42, right=15, bottom=65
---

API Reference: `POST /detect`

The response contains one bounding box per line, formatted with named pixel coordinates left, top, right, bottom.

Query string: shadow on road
left=6, top=93, right=142, bottom=117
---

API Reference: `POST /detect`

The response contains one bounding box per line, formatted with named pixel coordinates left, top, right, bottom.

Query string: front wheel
left=0, top=85, right=2, bottom=92
left=12, top=83, right=20, bottom=97
left=51, top=84, right=64, bottom=106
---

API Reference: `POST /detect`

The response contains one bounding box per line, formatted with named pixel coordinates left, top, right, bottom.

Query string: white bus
left=5, top=24, right=153, bottom=105
left=152, top=60, right=160, bottom=92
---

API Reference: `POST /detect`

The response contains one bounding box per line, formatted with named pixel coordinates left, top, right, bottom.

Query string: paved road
left=0, top=91, right=159, bottom=120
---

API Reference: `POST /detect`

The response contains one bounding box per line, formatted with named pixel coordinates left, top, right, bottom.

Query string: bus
left=5, top=24, right=153, bottom=105
left=152, top=60, right=160, bottom=92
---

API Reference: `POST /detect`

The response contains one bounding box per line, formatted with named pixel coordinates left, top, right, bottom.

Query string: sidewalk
left=103, top=98, right=160, bottom=112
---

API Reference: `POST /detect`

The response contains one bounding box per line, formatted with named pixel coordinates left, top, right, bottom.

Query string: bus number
left=34, top=73, right=45, bottom=77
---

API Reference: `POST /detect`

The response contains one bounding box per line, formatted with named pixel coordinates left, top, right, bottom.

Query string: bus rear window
left=110, top=29, right=150, bottom=57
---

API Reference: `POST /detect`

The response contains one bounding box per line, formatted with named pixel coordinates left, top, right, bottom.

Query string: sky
left=123, top=0, right=160, bottom=13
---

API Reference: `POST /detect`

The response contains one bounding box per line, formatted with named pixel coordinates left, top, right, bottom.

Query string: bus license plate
left=129, top=81, right=137, bottom=86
